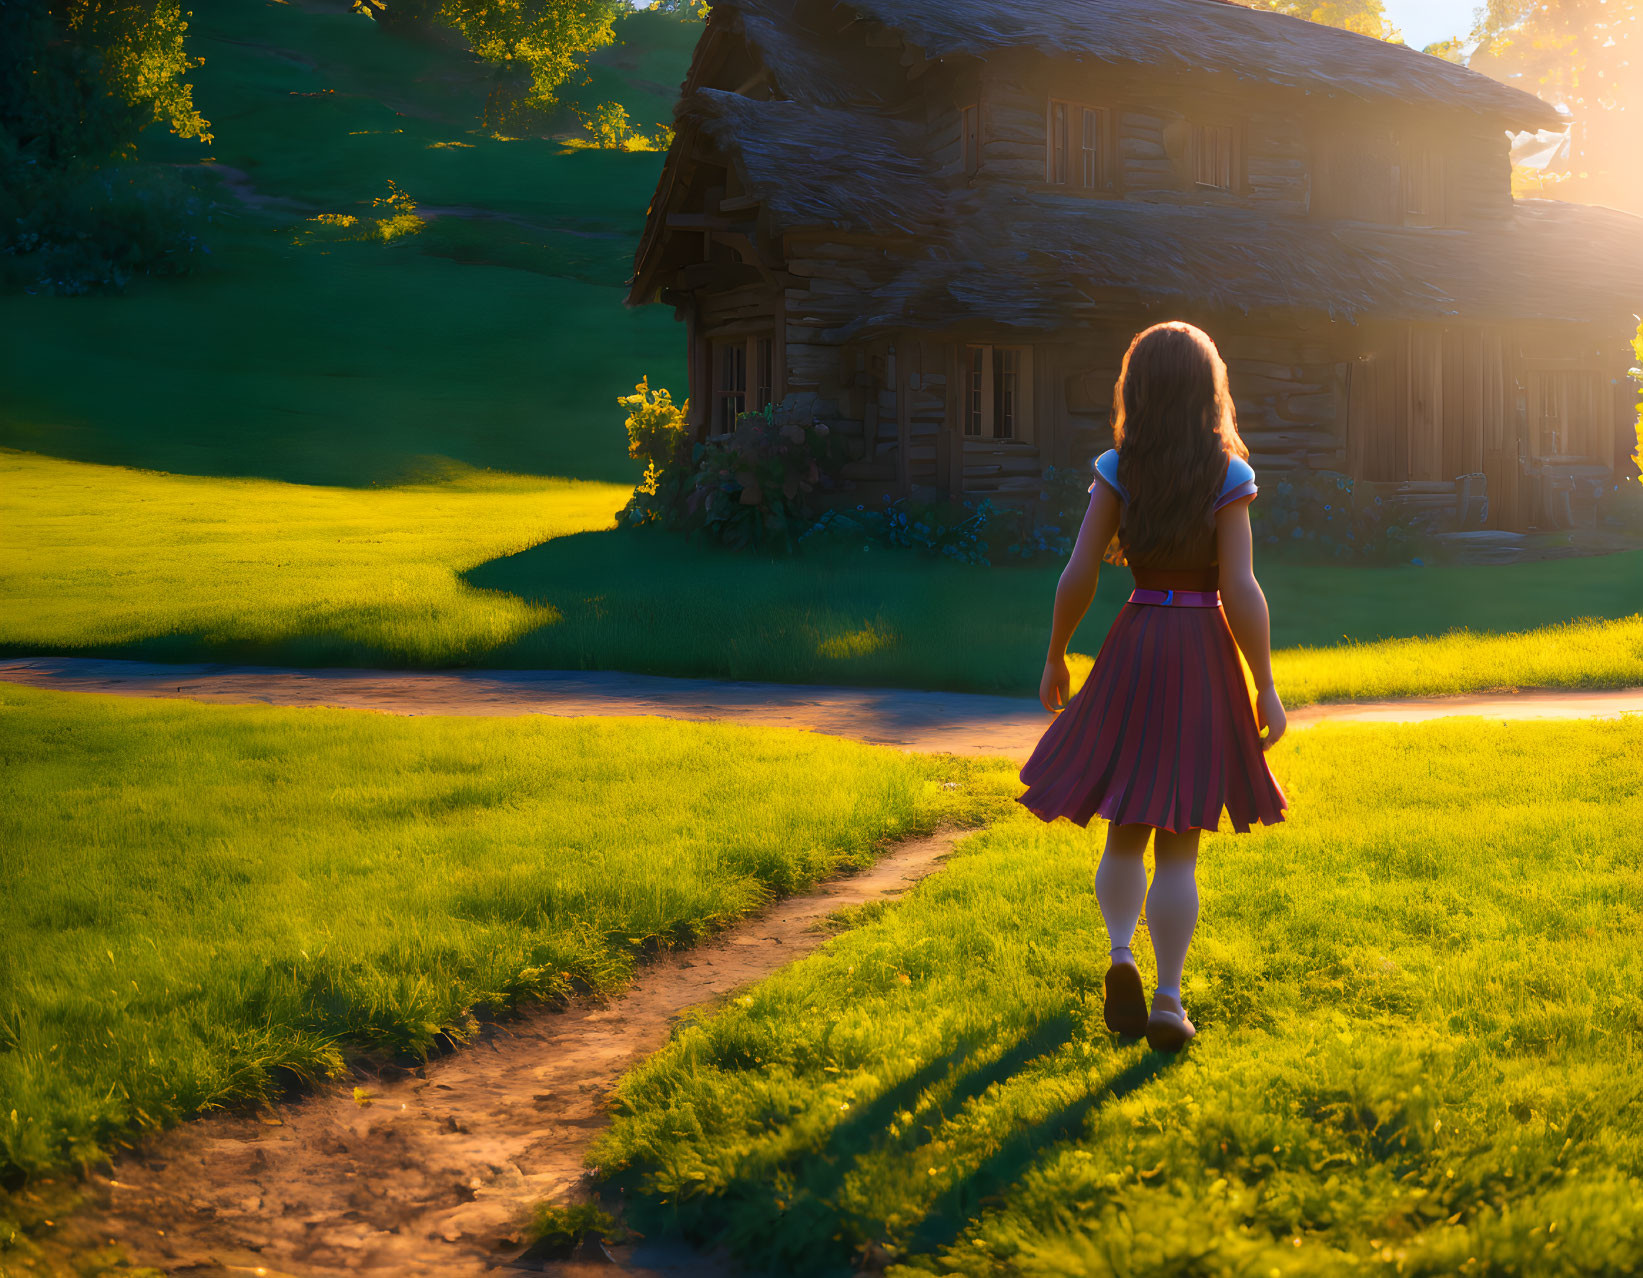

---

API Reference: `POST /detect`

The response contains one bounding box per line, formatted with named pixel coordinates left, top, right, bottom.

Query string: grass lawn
left=7, top=451, right=1643, bottom=704
left=0, top=0, right=686, bottom=488
left=0, top=683, right=999, bottom=1183
left=0, top=450, right=622, bottom=665
left=592, top=716, right=1643, bottom=1276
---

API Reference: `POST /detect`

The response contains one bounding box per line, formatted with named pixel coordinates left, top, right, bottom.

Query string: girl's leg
left=1095, top=822, right=1152, bottom=965
left=1146, top=827, right=1203, bottom=1014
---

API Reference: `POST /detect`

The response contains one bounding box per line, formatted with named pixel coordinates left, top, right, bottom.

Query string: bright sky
left=1381, top=0, right=1480, bottom=51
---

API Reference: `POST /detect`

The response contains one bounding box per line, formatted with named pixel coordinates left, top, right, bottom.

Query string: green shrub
left=839, top=495, right=1003, bottom=565
left=1630, top=319, right=1641, bottom=485
left=682, top=405, right=834, bottom=551
left=525, top=1202, right=625, bottom=1256
left=1, top=162, right=208, bottom=295
left=1251, top=468, right=1417, bottom=563
left=616, top=392, right=835, bottom=551
left=614, top=377, right=693, bottom=530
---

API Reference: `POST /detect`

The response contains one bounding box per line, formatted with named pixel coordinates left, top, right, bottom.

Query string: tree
left=356, top=0, right=625, bottom=131
left=1, top=1, right=207, bottom=169
left=1241, top=0, right=1397, bottom=41
left=1469, top=0, right=1642, bottom=211
left=1, top=1, right=211, bottom=291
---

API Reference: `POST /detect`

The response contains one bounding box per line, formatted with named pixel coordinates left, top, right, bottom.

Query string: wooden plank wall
left=959, top=53, right=1512, bottom=226
left=977, top=56, right=1311, bottom=215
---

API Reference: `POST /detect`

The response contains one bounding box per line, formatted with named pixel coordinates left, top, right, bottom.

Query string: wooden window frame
left=961, top=103, right=981, bottom=177
left=1191, top=121, right=1241, bottom=192
left=1047, top=99, right=1115, bottom=192
left=710, top=332, right=778, bottom=433
left=1399, top=141, right=1446, bottom=227
left=1046, top=99, right=1071, bottom=186
left=961, top=344, right=1034, bottom=441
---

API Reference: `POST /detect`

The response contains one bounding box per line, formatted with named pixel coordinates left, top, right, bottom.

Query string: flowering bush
left=1251, top=469, right=1416, bottom=563
left=614, top=379, right=693, bottom=530
left=1630, top=319, right=1641, bottom=485
left=681, top=406, right=833, bottom=551
left=858, top=495, right=1001, bottom=564
left=615, top=389, right=834, bottom=552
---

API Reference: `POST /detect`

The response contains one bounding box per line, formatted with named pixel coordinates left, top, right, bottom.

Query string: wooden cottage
left=628, top=0, right=1643, bottom=529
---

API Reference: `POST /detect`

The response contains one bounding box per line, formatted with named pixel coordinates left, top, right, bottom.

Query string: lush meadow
left=8, top=449, right=1643, bottom=704
left=0, top=450, right=619, bottom=664
left=594, top=715, right=1643, bottom=1276
left=2, top=0, right=1639, bottom=708
left=0, top=0, right=686, bottom=488
left=0, top=682, right=1002, bottom=1182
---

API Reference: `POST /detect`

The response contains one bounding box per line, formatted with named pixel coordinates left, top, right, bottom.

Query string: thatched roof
left=660, top=91, right=1643, bottom=330
left=631, top=0, right=1636, bottom=325
left=728, top=0, right=1560, bottom=130
left=850, top=195, right=1643, bottom=336
left=683, top=90, right=937, bottom=236
left=857, top=0, right=1557, bottom=129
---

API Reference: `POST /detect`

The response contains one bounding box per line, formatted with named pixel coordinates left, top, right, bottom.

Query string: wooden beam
left=896, top=338, right=913, bottom=496
left=665, top=212, right=753, bottom=232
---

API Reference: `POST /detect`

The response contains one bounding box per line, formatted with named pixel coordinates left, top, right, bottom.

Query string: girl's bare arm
left=1039, top=481, right=1121, bottom=712
left=1215, top=499, right=1285, bottom=747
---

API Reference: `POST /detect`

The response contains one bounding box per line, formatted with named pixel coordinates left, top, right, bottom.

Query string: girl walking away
left=1018, top=321, right=1288, bottom=1053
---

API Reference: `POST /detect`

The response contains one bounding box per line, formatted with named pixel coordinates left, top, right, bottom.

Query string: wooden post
left=896, top=336, right=913, bottom=496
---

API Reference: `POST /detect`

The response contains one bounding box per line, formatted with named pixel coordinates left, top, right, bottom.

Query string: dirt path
left=55, top=830, right=963, bottom=1277
left=17, top=657, right=1640, bottom=1274
left=3, top=657, right=1640, bottom=762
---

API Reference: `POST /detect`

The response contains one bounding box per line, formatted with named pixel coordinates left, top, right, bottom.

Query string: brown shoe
left=1103, top=961, right=1147, bottom=1038
left=1145, top=1006, right=1197, bottom=1053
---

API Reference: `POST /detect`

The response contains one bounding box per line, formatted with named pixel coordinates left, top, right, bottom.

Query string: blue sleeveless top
left=1090, top=450, right=1258, bottom=511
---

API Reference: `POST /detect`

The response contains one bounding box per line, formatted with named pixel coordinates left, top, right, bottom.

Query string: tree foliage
left=1, top=1, right=211, bottom=292
left=1, top=0, right=207, bottom=170
left=356, top=0, right=624, bottom=130
left=1241, top=0, right=1396, bottom=40
left=1470, top=0, right=1641, bottom=209
left=1472, top=0, right=1640, bottom=116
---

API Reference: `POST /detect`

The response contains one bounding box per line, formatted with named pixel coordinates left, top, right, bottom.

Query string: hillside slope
left=0, top=0, right=697, bottom=486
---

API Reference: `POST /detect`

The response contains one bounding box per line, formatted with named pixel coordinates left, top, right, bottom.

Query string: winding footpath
left=11, top=656, right=1640, bottom=1276
left=4, top=656, right=1641, bottom=761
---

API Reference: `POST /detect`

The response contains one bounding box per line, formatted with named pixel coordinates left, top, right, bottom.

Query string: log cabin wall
left=1340, top=320, right=1629, bottom=528
left=974, top=55, right=1311, bottom=215
left=970, top=56, right=1514, bottom=226
left=638, top=5, right=1640, bottom=529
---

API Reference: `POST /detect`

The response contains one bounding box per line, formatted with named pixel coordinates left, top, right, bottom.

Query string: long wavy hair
left=1112, top=321, right=1248, bottom=566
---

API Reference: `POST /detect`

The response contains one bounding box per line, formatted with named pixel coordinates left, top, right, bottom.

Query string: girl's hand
left=1256, top=685, right=1287, bottom=750
left=1039, top=653, right=1071, bottom=714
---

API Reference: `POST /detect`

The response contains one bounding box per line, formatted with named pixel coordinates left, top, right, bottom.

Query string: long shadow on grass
left=690, top=1013, right=1179, bottom=1277
left=905, top=1051, right=1177, bottom=1260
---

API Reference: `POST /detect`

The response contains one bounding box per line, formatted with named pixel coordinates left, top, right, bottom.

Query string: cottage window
left=1403, top=150, right=1429, bottom=217
left=962, top=345, right=1034, bottom=441
left=710, top=334, right=777, bottom=431
left=1192, top=123, right=1238, bottom=191
left=1047, top=100, right=1071, bottom=185
left=715, top=341, right=746, bottom=430
left=1536, top=370, right=1603, bottom=458
left=754, top=336, right=773, bottom=410
left=1400, top=143, right=1444, bottom=224
left=1080, top=107, right=1110, bottom=189
left=1048, top=101, right=1112, bottom=191
left=961, top=103, right=980, bottom=176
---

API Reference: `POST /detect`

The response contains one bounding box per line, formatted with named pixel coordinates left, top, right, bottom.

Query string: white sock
left=1095, top=849, right=1147, bottom=964
left=1146, top=853, right=1200, bottom=1009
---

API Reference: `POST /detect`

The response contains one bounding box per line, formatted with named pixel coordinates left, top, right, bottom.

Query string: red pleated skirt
left=1018, top=603, right=1288, bottom=834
